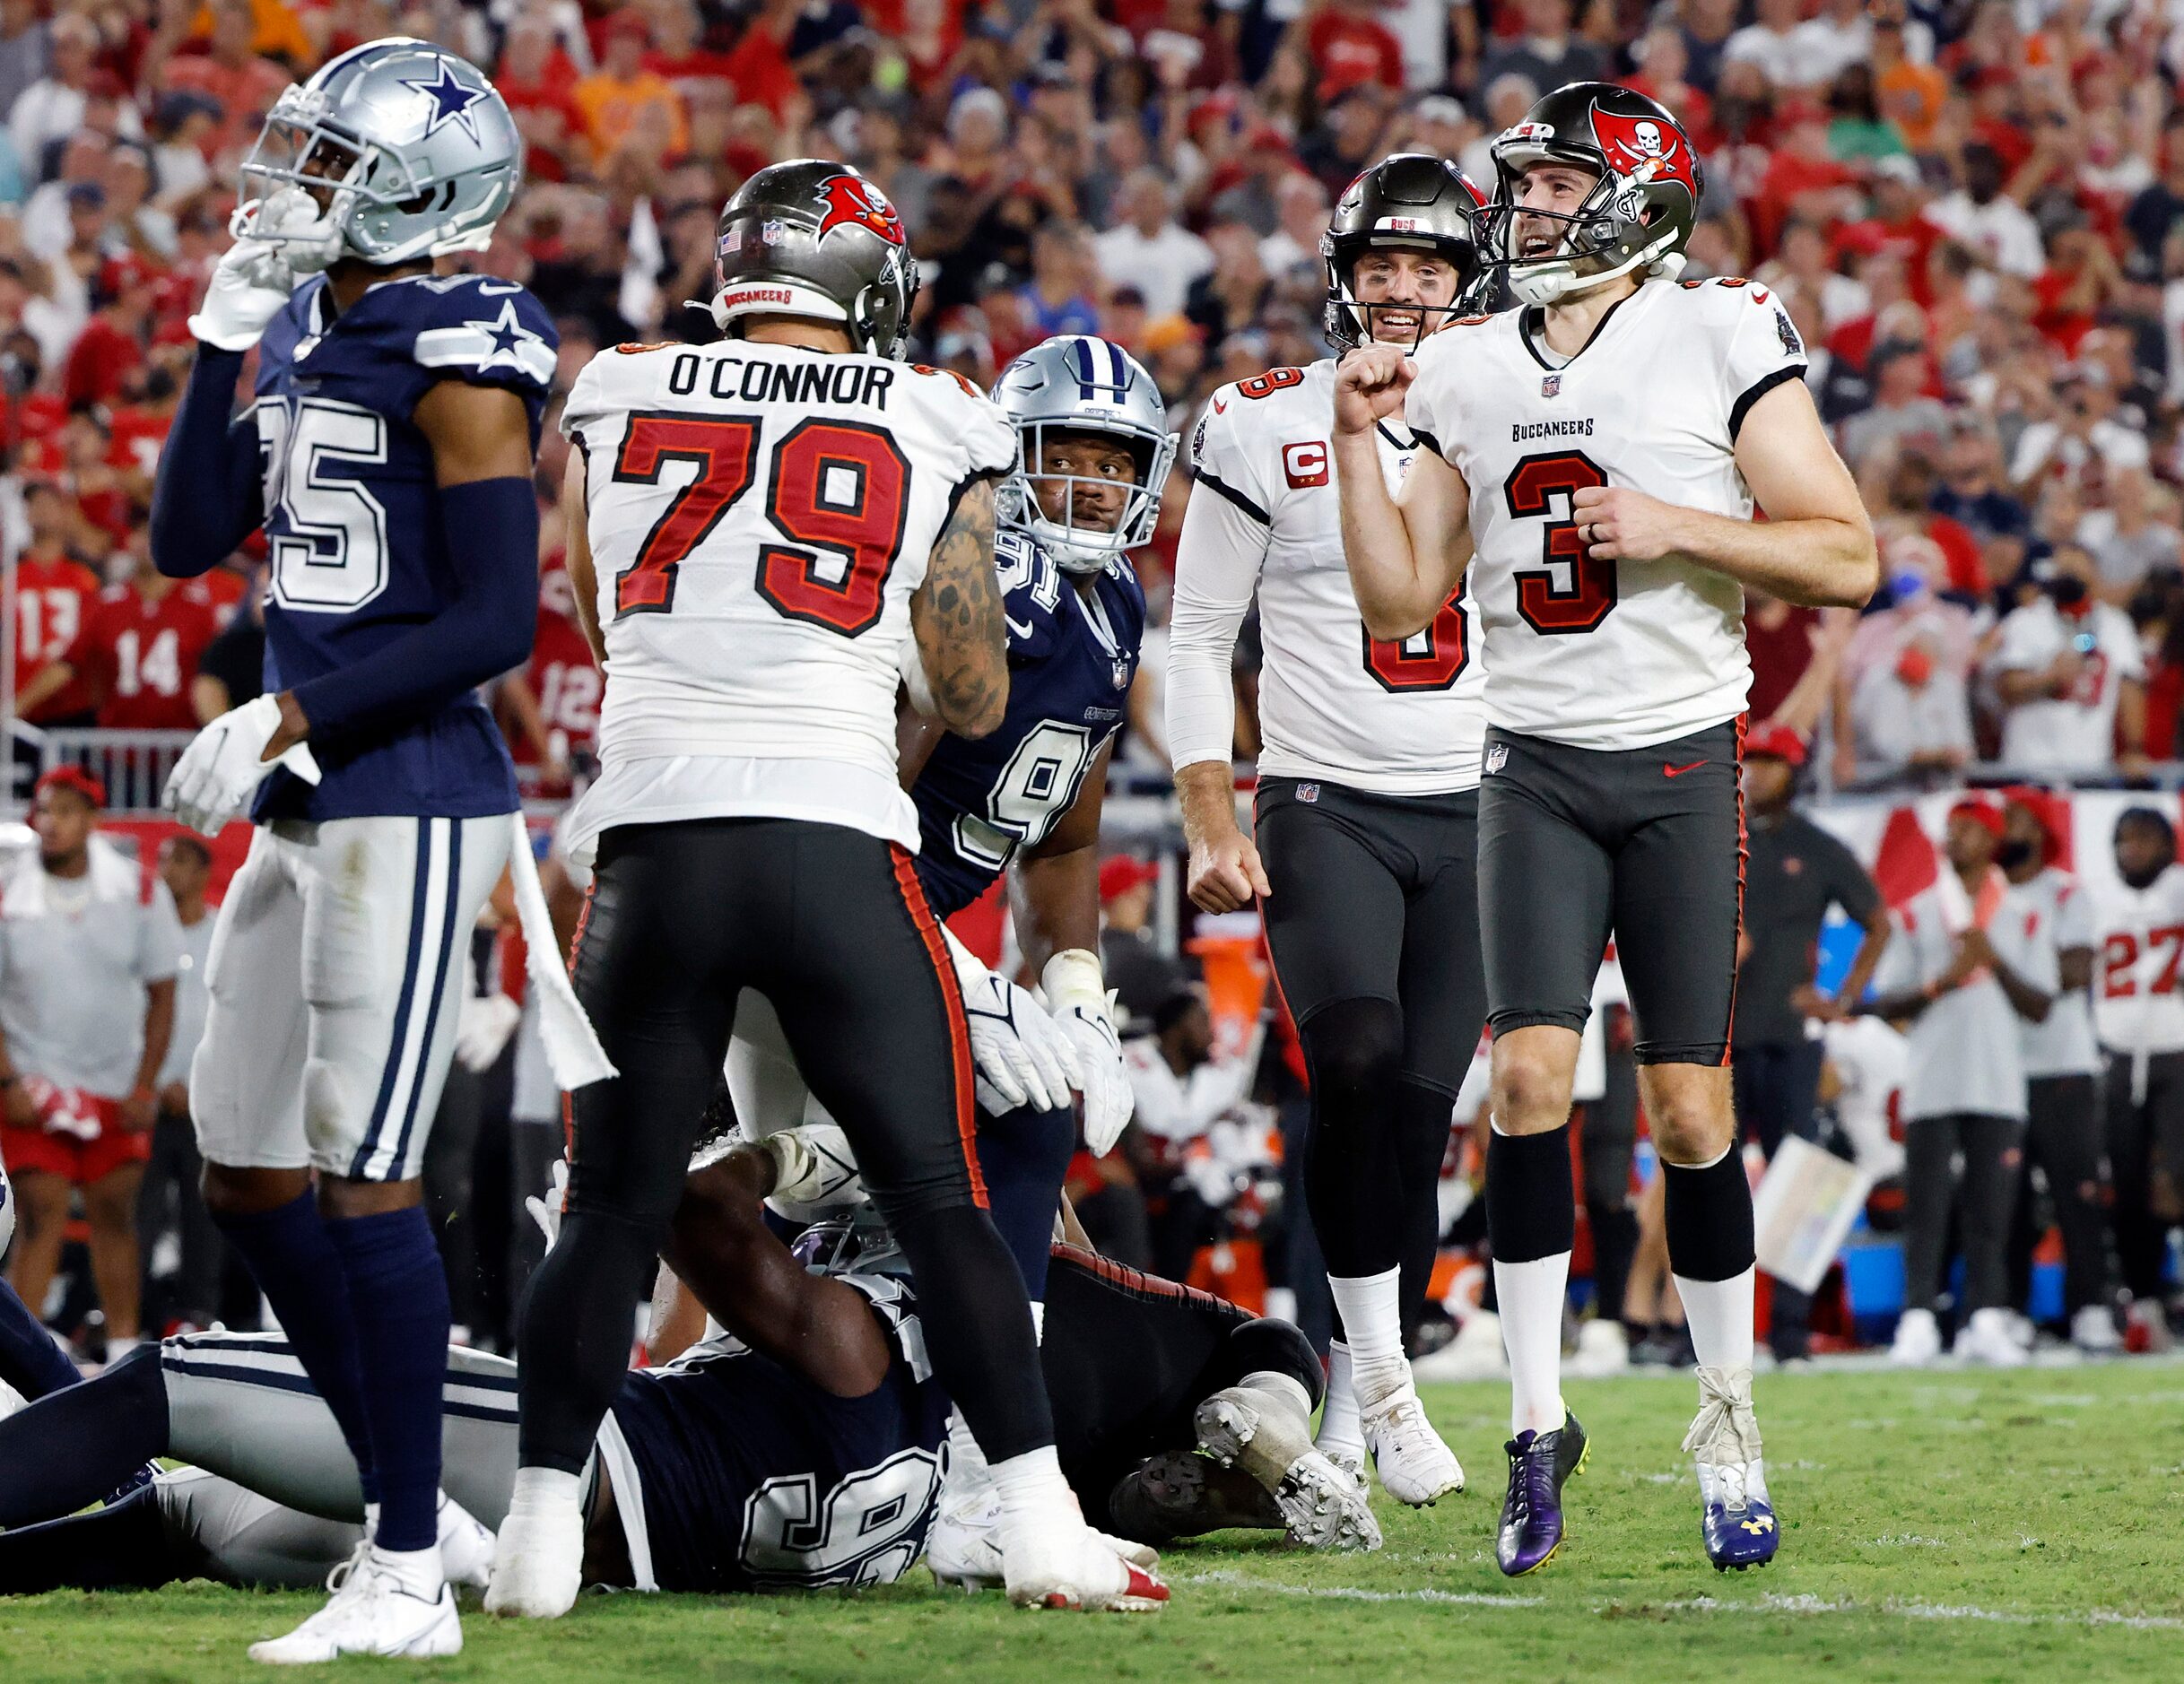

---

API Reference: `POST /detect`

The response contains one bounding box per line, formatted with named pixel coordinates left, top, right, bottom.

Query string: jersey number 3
left=1504, top=451, right=1614, bottom=635
left=612, top=413, right=911, bottom=636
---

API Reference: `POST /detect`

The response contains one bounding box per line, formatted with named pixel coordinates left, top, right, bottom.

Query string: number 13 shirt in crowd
left=558, top=343, right=1017, bottom=867
left=1402, top=276, right=1808, bottom=750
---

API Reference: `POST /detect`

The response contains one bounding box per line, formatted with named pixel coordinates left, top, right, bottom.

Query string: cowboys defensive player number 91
left=1334, top=82, right=1876, bottom=1577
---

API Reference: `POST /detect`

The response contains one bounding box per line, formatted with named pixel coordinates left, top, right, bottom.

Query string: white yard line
left=1182, top=1573, right=2184, bottom=1631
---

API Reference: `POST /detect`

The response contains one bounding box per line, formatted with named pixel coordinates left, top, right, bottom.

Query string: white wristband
left=1040, top=949, right=1108, bottom=1015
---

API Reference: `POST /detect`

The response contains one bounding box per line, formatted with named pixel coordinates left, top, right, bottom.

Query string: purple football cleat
left=1684, top=1366, right=1779, bottom=1571
left=1495, top=1412, right=1588, bottom=1576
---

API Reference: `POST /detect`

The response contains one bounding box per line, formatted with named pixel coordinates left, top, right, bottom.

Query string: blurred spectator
left=2076, top=469, right=2182, bottom=600
left=160, top=0, right=286, bottom=162
left=11, top=482, right=103, bottom=727
left=0, top=768, right=179, bottom=1361
left=11, top=13, right=106, bottom=178
left=0, top=0, right=48, bottom=124
left=1099, top=854, right=1186, bottom=1034
left=190, top=568, right=264, bottom=721
left=1018, top=220, right=1100, bottom=339
left=1840, top=546, right=1978, bottom=786
left=139, top=830, right=222, bottom=1332
left=1123, top=985, right=1257, bottom=1281
left=1868, top=797, right=2055, bottom=1367
left=1840, top=340, right=1953, bottom=467
left=1927, top=143, right=2043, bottom=282
left=573, top=13, right=687, bottom=161
left=1094, top=169, right=1212, bottom=320
left=1988, top=547, right=2147, bottom=776
left=1481, top=0, right=1605, bottom=100
left=497, top=562, right=597, bottom=794
left=16, top=530, right=221, bottom=732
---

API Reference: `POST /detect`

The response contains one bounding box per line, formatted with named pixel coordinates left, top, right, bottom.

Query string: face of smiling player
left=1351, top=247, right=1463, bottom=347
left=1031, top=429, right=1140, bottom=535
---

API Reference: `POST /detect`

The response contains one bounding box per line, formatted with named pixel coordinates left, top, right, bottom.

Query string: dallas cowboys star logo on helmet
left=403, top=58, right=489, bottom=143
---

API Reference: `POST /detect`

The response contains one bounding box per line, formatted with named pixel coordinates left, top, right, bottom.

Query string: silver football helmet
left=993, top=336, right=1176, bottom=575
left=234, top=38, right=522, bottom=267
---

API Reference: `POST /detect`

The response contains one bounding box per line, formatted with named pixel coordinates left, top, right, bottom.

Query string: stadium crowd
left=0, top=0, right=2181, bottom=1372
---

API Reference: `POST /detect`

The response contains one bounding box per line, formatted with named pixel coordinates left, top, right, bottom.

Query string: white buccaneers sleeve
left=1166, top=396, right=1272, bottom=774
left=1718, top=282, right=1811, bottom=443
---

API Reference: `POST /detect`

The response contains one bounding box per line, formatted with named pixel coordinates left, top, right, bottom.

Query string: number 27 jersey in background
left=252, top=272, right=557, bottom=820
left=560, top=342, right=1016, bottom=864
left=912, top=530, right=1144, bottom=917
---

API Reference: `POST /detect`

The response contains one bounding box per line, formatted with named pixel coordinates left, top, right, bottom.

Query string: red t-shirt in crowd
left=65, top=577, right=222, bottom=730
left=1745, top=600, right=1817, bottom=721
left=510, top=569, right=599, bottom=786
left=1304, top=13, right=1405, bottom=100
left=13, top=553, right=102, bottom=721
left=64, top=317, right=146, bottom=409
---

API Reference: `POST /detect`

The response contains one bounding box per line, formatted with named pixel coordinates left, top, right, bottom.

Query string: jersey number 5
left=612, top=413, right=911, bottom=637
left=1504, top=451, right=1614, bottom=635
left=1362, top=590, right=1469, bottom=691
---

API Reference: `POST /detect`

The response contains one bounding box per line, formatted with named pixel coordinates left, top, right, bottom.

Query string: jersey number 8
left=611, top=412, right=911, bottom=636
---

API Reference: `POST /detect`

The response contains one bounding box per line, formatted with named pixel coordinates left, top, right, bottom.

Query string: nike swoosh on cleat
left=1662, top=760, right=1707, bottom=777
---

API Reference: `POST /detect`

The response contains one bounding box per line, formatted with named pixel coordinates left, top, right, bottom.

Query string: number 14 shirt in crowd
left=1402, top=275, right=1810, bottom=750
left=64, top=577, right=222, bottom=730
left=558, top=341, right=1016, bottom=869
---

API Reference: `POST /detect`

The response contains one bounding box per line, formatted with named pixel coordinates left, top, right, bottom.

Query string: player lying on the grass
left=0, top=1129, right=1373, bottom=1598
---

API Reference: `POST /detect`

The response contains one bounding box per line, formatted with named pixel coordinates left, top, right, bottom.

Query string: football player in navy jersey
left=144, top=39, right=594, bottom=1662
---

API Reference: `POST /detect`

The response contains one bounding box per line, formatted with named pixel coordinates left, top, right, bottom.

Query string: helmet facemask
left=1000, top=421, right=1174, bottom=576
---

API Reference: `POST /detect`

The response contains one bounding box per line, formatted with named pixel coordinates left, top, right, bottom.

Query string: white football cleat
left=1571, top=1318, right=1631, bottom=1378
left=484, top=1488, right=584, bottom=1619
left=248, top=1549, right=461, bottom=1664
left=1195, top=1382, right=1381, bottom=1552
left=1889, top=1307, right=1941, bottom=1367
left=2071, top=1305, right=2121, bottom=1354
left=1359, top=1376, right=1464, bottom=1506
left=999, top=1506, right=1168, bottom=1612
left=927, top=1478, right=1005, bottom=1592
left=1954, top=1306, right=2029, bottom=1367
left=438, top=1494, right=496, bottom=1593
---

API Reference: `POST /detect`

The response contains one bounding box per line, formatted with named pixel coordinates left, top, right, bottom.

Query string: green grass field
left=3, top=1360, right=2180, bottom=1682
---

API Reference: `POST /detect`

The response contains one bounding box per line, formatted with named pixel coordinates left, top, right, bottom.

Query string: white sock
left=1494, top=1253, right=1571, bottom=1436
left=1030, top=1300, right=1044, bottom=1342
left=944, top=1410, right=994, bottom=1490
left=368, top=1541, right=443, bottom=1600
left=990, top=1445, right=1075, bottom=1529
left=365, top=1500, right=380, bottom=1541
left=504, top=1465, right=582, bottom=1518
left=1327, top=1267, right=1405, bottom=1404
left=1317, top=1341, right=1362, bottom=1452
left=1674, top=1266, right=1756, bottom=1376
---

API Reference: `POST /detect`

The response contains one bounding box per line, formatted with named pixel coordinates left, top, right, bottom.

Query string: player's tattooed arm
left=910, top=473, right=1009, bottom=739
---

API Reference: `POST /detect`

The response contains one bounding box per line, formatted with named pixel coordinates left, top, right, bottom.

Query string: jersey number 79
left=610, top=412, right=911, bottom=636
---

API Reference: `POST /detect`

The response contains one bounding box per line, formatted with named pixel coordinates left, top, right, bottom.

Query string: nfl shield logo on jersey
left=1540, top=374, right=1562, bottom=398
left=1485, top=744, right=1509, bottom=775
left=1111, top=657, right=1129, bottom=690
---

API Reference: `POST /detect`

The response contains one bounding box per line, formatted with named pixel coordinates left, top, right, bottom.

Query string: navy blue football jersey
left=250, top=273, right=557, bottom=821
left=605, top=1274, right=949, bottom=1593
left=913, top=533, right=1145, bottom=916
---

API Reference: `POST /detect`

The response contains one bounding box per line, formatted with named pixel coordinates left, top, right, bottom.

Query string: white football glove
left=188, top=191, right=342, bottom=350
left=524, top=1157, right=571, bottom=1253
left=944, top=927, right=1081, bottom=1114
left=164, top=694, right=321, bottom=836
left=1044, top=950, right=1133, bottom=1155
left=454, top=990, right=521, bottom=1073
left=758, top=1122, right=869, bottom=1224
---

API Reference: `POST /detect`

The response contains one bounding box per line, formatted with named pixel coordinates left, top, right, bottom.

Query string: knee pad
left=1299, top=998, right=1406, bottom=1129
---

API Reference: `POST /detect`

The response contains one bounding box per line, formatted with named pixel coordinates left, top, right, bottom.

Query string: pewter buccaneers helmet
left=993, top=335, right=1176, bottom=575
left=1320, top=154, right=1486, bottom=352
left=706, top=159, right=918, bottom=358
left=1477, top=82, right=1703, bottom=307
left=236, top=39, right=522, bottom=265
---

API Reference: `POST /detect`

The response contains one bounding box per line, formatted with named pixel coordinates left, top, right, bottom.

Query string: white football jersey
left=559, top=342, right=1015, bottom=859
left=2090, top=864, right=2184, bottom=1055
left=2014, top=864, right=2100, bottom=1078
left=1172, top=359, right=1486, bottom=794
left=1405, top=275, right=1808, bottom=751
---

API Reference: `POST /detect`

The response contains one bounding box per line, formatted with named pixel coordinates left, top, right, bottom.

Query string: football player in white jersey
left=1170, top=154, right=1488, bottom=1509
left=492, top=161, right=1165, bottom=1619
left=1333, top=84, right=1877, bottom=1575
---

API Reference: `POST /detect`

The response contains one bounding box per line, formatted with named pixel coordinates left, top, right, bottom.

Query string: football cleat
left=1495, top=1412, right=1588, bottom=1575
left=1359, top=1376, right=1464, bottom=1506
left=927, top=1479, right=1005, bottom=1592
left=438, top=1493, right=497, bottom=1593
left=483, top=1487, right=584, bottom=1619
left=1953, top=1307, right=2029, bottom=1368
left=1889, top=1306, right=1941, bottom=1367
left=2071, top=1304, right=2121, bottom=1354
left=1107, top=1451, right=1286, bottom=1542
left=1194, top=1385, right=1382, bottom=1552
left=248, top=1548, right=462, bottom=1664
left=999, top=1504, right=1169, bottom=1613
left=1682, top=1366, right=1779, bottom=1572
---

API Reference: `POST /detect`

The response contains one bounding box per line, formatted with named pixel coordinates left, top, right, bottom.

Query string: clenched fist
left=1334, top=344, right=1416, bottom=435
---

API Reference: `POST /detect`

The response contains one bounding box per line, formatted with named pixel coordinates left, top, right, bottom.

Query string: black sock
left=1484, top=1123, right=1576, bottom=1263
left=0, top=1274, right=79, bottom=1401
left=973, top=1101, right=1077, bottom=1304
left=212, top=1192, right=379, bottom=1506
left=1662, top=1150, right=1757, bottom=1282
left=0, top=1344, right=168, bottom=1527
left=892, top=1203, right=1053, bottom=1462
left=1298, top=998, right=1406, bottom=1280
left=0, top=1480, right=178, bottom=1592
left=1392, top=1081, right=1455, bottom=1341
left=1588, top=1206, right=1640, bottom=1328
left=517, top=1206, right=659, bottom=1474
